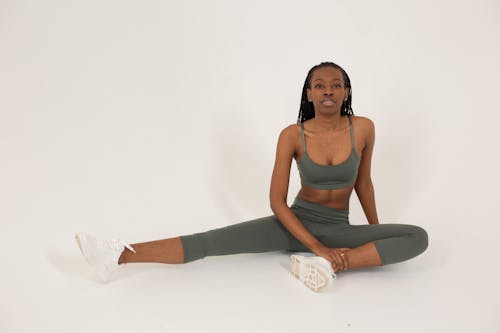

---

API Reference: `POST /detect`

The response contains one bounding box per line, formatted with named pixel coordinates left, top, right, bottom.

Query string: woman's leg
left=342, top=242, right=382, bottom=269
left=117, top=213, right=427, bottom=269
left=118, top=237, right=185, bottom=264
left=317, top=223, right=428, bottom=270
left=118, top=214, right=308, bottom=264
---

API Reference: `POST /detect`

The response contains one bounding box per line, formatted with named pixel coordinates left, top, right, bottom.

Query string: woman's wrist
left=311, top=243, right=328, bottom=255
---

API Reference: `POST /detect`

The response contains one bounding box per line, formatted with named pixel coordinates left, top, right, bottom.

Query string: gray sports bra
left=296, top=116, right=361, bottom=190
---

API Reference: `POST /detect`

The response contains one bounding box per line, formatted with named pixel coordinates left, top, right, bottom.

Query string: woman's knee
left=410, top=225, right=429, bottom=255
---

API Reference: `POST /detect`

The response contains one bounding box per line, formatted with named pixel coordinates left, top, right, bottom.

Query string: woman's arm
left=354, top=117, right=380, bottom=225
left=269, top=125, right=326, bottom=253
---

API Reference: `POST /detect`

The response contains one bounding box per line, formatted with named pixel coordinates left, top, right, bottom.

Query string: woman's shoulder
left=276, top=123, right=302, bottom=148
left=351, top=115, right=375, bottom=132
left=279, top=123, right=302, bottom=137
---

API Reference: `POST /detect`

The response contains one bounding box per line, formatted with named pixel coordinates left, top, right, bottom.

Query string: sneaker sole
left=290, top=255, right=332, bottom=292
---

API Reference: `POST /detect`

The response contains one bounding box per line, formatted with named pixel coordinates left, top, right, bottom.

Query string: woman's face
left=307, top=67, right=350, bottom=116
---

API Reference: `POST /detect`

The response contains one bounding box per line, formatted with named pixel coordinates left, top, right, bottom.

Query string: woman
left=75, top=61, right=428, bottom=292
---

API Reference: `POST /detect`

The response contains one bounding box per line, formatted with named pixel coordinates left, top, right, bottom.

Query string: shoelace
left=102, top=238, right=137, bottom=253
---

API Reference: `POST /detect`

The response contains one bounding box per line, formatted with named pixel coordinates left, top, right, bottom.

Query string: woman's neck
left=311, top=112, right=346, bottom=132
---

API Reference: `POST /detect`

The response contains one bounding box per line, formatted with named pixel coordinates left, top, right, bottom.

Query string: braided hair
left=297, top=61, right=354, bottom=124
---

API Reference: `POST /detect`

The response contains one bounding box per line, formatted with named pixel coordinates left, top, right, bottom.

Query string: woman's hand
left=314, top=246, right=351, bottom=272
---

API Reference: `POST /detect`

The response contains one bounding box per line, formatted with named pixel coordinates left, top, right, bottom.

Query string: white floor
left=1, top=213, right=498, bottom=333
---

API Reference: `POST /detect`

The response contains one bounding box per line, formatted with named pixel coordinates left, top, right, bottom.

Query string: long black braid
left=297, top=61, right=354, bottom=124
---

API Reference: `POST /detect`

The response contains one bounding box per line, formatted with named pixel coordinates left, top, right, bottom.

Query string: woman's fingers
left=324, top=254, right=338, bottom=272
left=335, top=254, right=344, bottom=271
left=337, top=248, right=351, bottom=271
left=339, top=251, right=349, bottom=270
left=319, top=248, right=352, bottom=272
left=330, top=251, right=345, bottom=271
left=327, top=248, right=350, bottom=271
left=326, top=255, right=337, bottom=271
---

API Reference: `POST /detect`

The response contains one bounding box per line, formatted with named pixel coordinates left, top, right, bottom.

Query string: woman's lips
left=322, top=99, right=334, bottom=106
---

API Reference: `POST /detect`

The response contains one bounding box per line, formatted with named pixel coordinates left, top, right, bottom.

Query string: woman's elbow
left=269, top=195, right=287, bottom=213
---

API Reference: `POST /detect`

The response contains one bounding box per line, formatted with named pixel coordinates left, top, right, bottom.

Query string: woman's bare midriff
left=297, top=185, right=354, bottom=211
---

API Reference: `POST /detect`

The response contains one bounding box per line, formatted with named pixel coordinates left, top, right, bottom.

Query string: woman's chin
left=315, top=107, right=340, bottom=116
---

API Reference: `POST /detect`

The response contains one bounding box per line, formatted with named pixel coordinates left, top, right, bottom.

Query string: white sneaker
left=75, top=232, right=136, bottom=283
left=289, top=254, right=336, bottom=292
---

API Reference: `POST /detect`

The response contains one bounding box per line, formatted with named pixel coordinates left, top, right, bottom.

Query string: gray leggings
left=180, top=197, right=428, bottom=264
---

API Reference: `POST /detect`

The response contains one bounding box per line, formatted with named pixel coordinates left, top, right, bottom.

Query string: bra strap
left=348, top=116, right=355, bottom=148
left=300, top=122, right=307, bottom=153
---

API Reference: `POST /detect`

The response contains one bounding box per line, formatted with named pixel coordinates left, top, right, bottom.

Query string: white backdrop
left=1, top=0, right=499, bottom=332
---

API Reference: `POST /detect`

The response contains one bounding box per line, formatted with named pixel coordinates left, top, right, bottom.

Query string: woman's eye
left=315, top=84, right=323, bottom=88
